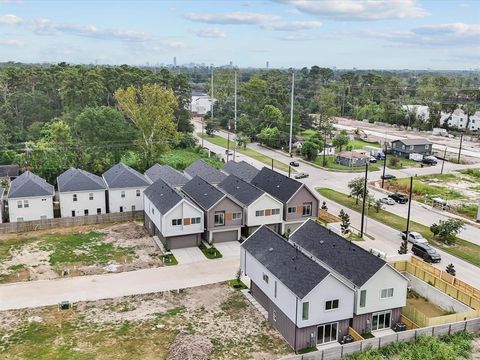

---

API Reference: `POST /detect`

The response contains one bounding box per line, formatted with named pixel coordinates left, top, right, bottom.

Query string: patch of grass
left=454, top=203, right=478, bottom=221
left=228, top=278, right=248, bottom=290
left=199, top=133, right=291, bottom=172
left=459, top=168, right=480, bottom=180
left=7, top=263, right=25, bottom=271
left=388, top=178, right=465, bottom=201
left=348, top=139, right=380, bottom=150
left=361, top=332, right=374, bottom=339
left=159, top=148, right=222, bottom=170
left=162, top=253, right=178, bottom=266
left=199, top=243, right=223, bottom=259
left=348, top=232, right=364, bottom=241
left=311, top=155, right=380, bottom=172
left=220, top=291, right=248, bottom=318
left=155, top=306, right=186, bottom=318
left=383, top=157, right=423, bottom=169
left=0, top=237, right=34, bottom=262
left=298, top=346, right=317, bottom=354
left=299, top=129, right=316, bottom=137
left=317, top=188, right=480, bottom=266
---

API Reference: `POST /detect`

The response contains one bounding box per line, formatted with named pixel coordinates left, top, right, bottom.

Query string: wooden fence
left=400, top=314, right=419, bottom=329
left=317, top=209, right=341, bottom=224
left=0, top=211, right=144, bottom=235
left=347, top=327, right=364, bottom=342
left=402, top=303, right=480, bottom=328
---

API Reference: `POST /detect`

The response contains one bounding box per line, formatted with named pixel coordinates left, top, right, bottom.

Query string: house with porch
left=7, top=171, right=55, bottom=222
left=182, top=176, right=244, bottom=243
left=184, top=159, right=226, bottom=184
left=251, top=167, right=318, bottom=234
left=336, top=151, right=370, bottom=167
left=57, top=168, right=107, bottom=217
left=221, top=160, right=259, bottom=182
left=391, top=138, right=432, bottom=158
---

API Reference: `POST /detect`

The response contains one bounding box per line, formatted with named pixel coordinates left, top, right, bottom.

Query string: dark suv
left=422, top=158, right=437, bottom=165
left=388, top=192, right=408, bottom=204
left=412, top=243, right=441, bottom=263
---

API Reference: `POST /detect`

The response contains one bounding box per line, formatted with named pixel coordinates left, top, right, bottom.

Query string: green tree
left=205, top=118, right=220, bottom=136
left=445, top=263, right=456, bottom=276
left=333, top=130, right=350, bottom=152
left=301, top=139, right=319, bottom=161
left=339, top=209, right=351, bottom=235
left=257, top=127, right=281, bottom=148
left=430, top=219, right=465, bottom=245
left=348, top=176, right=367, bottom=205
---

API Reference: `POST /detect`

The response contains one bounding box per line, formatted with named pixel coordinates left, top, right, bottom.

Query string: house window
left=89, top=193, right=94, bottom=200
left=302, top=302, right=309, bottom=321
left=172, top=219, right=183, bottom=226
left=402, top=145, right=405, bottom=150
left=271, top=208, right=280, bottom=215
left=71, top=211, right=75, bottom=217
left=23, top=200, right=29, bottom=208
left=274, top=281, right=277, bottom=298
left=372, top=310, right=391, bottom=331
left=214, top=212, right=225, bottom=226
left=288, top=207, right=296, bottom=213
left=302, top=202, right=312, bottom=216
left=136, top=189, right=141, bottom=197
left=40, top=215, right=47, bottom=220
left=317, top=322, right=338, bottom=344
left=325, top=299, right=339, bottom=311
left=17, top=217, right=24, bottom=222
left=73, top=194, right=77, bottom=202
left=17, top=201, right=22, bottom=209
left=119, top=206, right=123, bottom=213
left=121, top=191, right=125, bottom=198
left=84, top=209, right=89, bottom=216
left=409, top=145, right=414, bottom=150
left=191, top=217, right=201, bottom=224
left=232, top=212, right=242, bottom=220
left=360, top=290, right=367, bottom=308
left=425, top=144, right=429, bottom=149
left=152, top=208, right=154, bottom=214
left=262, top=273, right=269, bottom=284
left=97, top=208, right=101, bottom=214
left=273, top=309, right=277, bottom=322
left=131, top=205, right=136, bottom=211
left=380, top=288, right=394, bottom=299
left=255, top=210, right=264, bottom=217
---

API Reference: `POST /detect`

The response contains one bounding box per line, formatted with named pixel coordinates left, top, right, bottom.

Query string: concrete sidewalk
left=0, top=258, right=239, bottom=311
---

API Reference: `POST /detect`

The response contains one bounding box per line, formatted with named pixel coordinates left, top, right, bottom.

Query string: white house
left=441, top=109, right=480, bottom=131
left=143, top=178, right=204, bottom=249
left=57, top=168, right=107, bottom=218
left=190, top=91, right=215, bottom=115
left=218, top=174, right=283, bottom=235
left=103, top=163, right=151, bottom=213
left=7, top=171, right=54, bottom=222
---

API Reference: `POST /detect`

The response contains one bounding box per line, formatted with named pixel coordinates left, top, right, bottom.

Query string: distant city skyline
left=0, top=0, right=479, bottom=70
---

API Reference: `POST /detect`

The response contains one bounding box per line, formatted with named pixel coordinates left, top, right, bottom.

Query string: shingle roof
left=0, top=165, right=19, bottom=178
left=184, top=159, right=226, bottom=184
left=57, top=168, right=106, bottom=192
left=143, top=178, right=183, bottom=214
left=222, top=161, right=259, bottom=182
left=145, top=164, right=189, bottom=187
left=289, top=219, right=385, bottom=287
left=103, top=163, right=150, bottom=189
left=182, top=176, right=225, bottom=210
left=8, top=171, right=54, bottom=199
left=242, top=226, right=330, bottom=299
left=337, top=151, right=370, bottom=159
left=218, top=174, right=263, bottom=206
left=251, top=167, right=302, bottom=203
left=392, top=138, right=432, bottom=146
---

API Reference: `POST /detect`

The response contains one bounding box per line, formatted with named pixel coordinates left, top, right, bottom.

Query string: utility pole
left=289, top=72, right=295, bottom=157
left=441, top=146, right=447, bottom=175
left=208, top=66, right=214, bottom=148
left=360, top=162, right=369, bottom=238
left=322, top=128, right=328, bottom=167
left=405, top=176, right=414, bottom=241
left=233, top=70, right=237, bottom=162
left=381, top=141, right=388, bottom=188
left=457, top=133, right=464, bottom=164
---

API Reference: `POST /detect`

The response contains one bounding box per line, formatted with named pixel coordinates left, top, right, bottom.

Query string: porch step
left=241, top=289, right=268, bottom=319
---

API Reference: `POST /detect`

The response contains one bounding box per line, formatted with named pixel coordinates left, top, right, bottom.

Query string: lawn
left=159, top=148, right=223, bottom=170
left=311, top=155, right=380, bottom=172
left=317, top=188, right=480, bottom=266
left=386, top=178, right=466, bottom=202
left=348, top=139, right=380, bottom=150
left=198, top=133, right=291, bottom=172
left=199, top=243, right=223, bottom=259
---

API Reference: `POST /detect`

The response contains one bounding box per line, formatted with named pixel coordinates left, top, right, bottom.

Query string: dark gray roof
left=145, top=164, right=189, bottom=187
left=103, top=163, right=150, bottom=189
left=392, top=138, right=432, bottom=146
left=57, top=168, right=106, bottom=192
left=251, top=167, right=302, bottom=203
left=144, top=178, right=183, bottom=214
left=8, top=171, right=54, bottom=199
left=0, top=165, right=19, bottom=178
left=242, top=226, right=330, bottom=299
left=222, top=161, right=260, bottom=182
left=182, top=176, right=225, bottom=210
left=218, top=174, right=263, bottom=206
left=184, top=159, right=226, bottom=184
left=290, top=219, right=386, bottom=287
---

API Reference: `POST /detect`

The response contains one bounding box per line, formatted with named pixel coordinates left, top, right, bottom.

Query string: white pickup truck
left=400, top=231, right=429, bottom=245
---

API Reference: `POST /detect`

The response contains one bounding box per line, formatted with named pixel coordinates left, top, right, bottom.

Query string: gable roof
left=57, top=168, right=106, bottom=192
left=392, top=138, right=432, bottom=146
left=182, top=176, right=225, bottom=210
left=337, top=151, right=370, bottom=160
left=289, top=219, right=386, bottom=287
left=242, top=226, right=330, bottom=299
left=218, top=174, right=264, bottom=206
left=143, top=178, right=184, bottom=214
left=0, top=165, right=19, bottom=178
left=251, top=167, right=302, bottom=203
left=145, top=164, right=189, bottom=187
left=184, top=159, right=226, bottom=184
left=8, top=171, right=54, bottom=199
left=222, top=161, right=259, bottom=182
left=103, top=163, right=150, bottom=189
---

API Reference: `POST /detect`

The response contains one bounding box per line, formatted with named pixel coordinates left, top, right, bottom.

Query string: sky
left=0, top=0, right=479, bottom=70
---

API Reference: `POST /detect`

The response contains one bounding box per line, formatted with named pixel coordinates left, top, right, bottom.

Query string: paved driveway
left=215, top=241, right=241, bottom=258
left=171, top=246, right=206, bottom=264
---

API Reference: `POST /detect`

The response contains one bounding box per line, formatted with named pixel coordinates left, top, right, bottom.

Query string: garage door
left=168, top=235, right=200, bottom=249
left=212, top=230, right=238, bottom=243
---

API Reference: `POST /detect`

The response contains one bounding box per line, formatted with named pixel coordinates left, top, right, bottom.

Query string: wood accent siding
left=183, top=217, right=191, bottom=225
left=225, top=212, right=232, bottom=221
left=352, top=312, right=372, bottom=335
left=265, top=209, right=271, bottom=216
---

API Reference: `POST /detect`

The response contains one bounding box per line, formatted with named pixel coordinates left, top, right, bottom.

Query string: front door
left=372, top=310, right=391, bottom=331
left=317, top=322, right=338, bottom=344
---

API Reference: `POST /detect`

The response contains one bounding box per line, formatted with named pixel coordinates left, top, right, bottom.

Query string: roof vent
left=319, top=240, right=324, bottom=244
left=269, top=247, right=274, bottom=252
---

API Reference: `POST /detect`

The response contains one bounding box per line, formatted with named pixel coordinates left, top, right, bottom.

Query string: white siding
left=108, top=187, right=147, bottom=213
left=355, top=265, right=408, bottom=315
left=59, top=190, right=106, bottom=218
left=8, top=196, right=54, bottom=222
left=162, top=200, right=203, bottom=237
left=144, top=195, right=162, bottom=232
left=246, top=194, right=283, bottom=227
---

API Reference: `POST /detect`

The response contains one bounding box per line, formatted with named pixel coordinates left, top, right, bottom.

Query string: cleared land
left=0, top=283, right=292, bottom=360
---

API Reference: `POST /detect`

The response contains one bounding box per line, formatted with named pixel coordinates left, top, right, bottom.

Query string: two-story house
left=182, top=176, right=244, bottom=243
left=103, top=163, right=150, bottom=213
left=221, top=160, right=259, bottom=182
left=241, top=226, right=355, bottom=351
left=143, top=178, right=204, bottom=249
left=7, top=171, right=55, bottom=222
left=145, top=164, right=189, bottom=188
left=251, top=167, right=319, bottom=234
left=218, top=175, right=283, bottom=235
left=184, top=159, right=226, bottom=184
left=391, top=138, right=432, bottom=158
left=57, top=168, right=107, bottom=217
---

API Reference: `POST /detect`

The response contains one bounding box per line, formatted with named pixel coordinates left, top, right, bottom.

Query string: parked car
left=388, top=192, right=408, bottom=204
left=401, top=231, right=428, bottom=245
left=289, top=161, right=300, bottom=167
left=422, top=157, right=438, bottom=165
left=225, top=149, right=233, bottom=155
left=393, top=322, right=407, bottom=332
left=381, top=174, right=396, bottom=180
left=409, top=153, right=423, bottom=162
left=294, top=172, right=309, bottom=179
left=369, top=157, right=377, bottom=163
left=380, top=197, right=395, bottom=205
left=376, top=153, right=386, bottom=160
left=412, top=243, right=441, bottom=263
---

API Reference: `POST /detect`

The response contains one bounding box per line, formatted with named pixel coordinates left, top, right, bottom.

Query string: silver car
left=380, top=197, right=395, bottom=205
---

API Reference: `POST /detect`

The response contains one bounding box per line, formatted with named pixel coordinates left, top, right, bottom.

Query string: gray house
left=145, top=164, right=189, bottom=188
left=336, top=151, right=369, bottom=167
left=221, top=160, right=259, bottom=182
left=391, top=138, right=432, bottom=158
left=184, top=159, right=226, bottom=184
left=182, top=176, right=244, bottom=243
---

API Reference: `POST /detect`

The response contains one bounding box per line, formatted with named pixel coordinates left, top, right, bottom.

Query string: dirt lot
left=0, top=222, right=163, bottom=283
left=0, top=283, right=292, bottom=360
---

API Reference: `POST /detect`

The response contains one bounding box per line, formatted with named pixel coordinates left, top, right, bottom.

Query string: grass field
left=317, top=188, right=480, bottom=266
left=159, top=148, right=223, bottom=170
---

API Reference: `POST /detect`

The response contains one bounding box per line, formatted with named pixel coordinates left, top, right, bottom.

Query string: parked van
left=409, top=153, right=423, bottom=162
left=411, top=243, right=441, bottom=263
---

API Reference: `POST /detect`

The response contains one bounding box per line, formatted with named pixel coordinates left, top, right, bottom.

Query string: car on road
left=380, top=197, right=395, bottom=205
left=401, top=231, right=428, bottom=245
left=381, top=174, right=396, bottom=180
left=369, top=157, right=377, bottom=163
left=294, top=172, right=309, bottom=179
left=411, top=243, right=441, bottom=263
left=388, top=192, right=408, bottom=204
left=289, top=161, right=300, bottom=167
left=422, top=157, right=438, bottom=165
left=225, top=149, right=233, bottom=155
left=376, top=153, right=386, bottom=160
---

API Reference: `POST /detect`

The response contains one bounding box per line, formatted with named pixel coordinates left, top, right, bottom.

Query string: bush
left=389, top=156, right=400, bottom=167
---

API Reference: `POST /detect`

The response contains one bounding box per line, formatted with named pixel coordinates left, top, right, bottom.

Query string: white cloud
left=277, top=33, right=320, bottom=41
left=281, top=0, right=429, bottom=21
left=0, top=38, right=22, bottom=46
left=192, top=28, right=226, bottom=38
left=185, top=11, right=279, bottom=25
left=0, top=14, right=22, bottom=25
left=263, top=20, right=321, bottom=31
